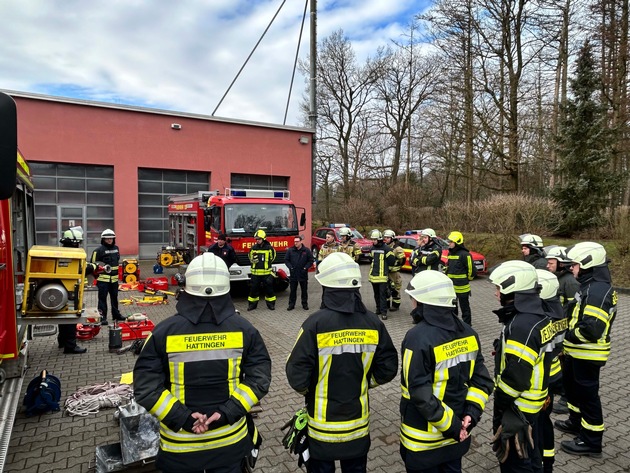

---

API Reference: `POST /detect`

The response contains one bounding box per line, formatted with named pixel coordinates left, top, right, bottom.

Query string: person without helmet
left=134, top=253, right=272, bottom=473
left=410, top=228, right=441, bottom=275
left=338, top=227, right=361, bottom=262
left=285, top=235, right=315, bottom=311
left=247, top=229, right=277, bottom=311
left=382, top=229, right=405, bottom=312
left=318, top=230, right=340, bottom=264
left=489, top=261, right=554, bottom=472
left=207, top=233, right=236, bottom=269
left=286, top=252, right=398, bottom=473
left=520, top=233, right=547, bottom=269
left=368, top=230, right=396, bottom=320
left=445, top=231, right=476, bottom=325
left=554, top=242, right=616, bottom=458
left=58, top=227, right=88, bottom=354
left=91, top=228, right=124, bottom=325
left=400, top=271, right=493, bottom=473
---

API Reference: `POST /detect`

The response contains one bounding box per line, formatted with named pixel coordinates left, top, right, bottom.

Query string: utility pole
left=310, top=0, right=317, bottom=204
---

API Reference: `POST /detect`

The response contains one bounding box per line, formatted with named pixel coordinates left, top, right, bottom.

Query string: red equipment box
left=120, top=319, right=155, bottom=341
left=145, top=277, right=169, bottom=291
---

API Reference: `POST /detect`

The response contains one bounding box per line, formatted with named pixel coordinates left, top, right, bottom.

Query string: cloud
left=0, top=0, right=427, bottom=125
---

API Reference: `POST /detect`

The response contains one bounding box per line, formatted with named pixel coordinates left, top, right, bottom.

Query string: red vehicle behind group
left=165, top=189, right=306, bottom=290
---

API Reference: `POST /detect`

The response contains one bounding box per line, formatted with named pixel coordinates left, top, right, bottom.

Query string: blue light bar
left=231, top=190, right=247, bottom=197
left=274, top=191, right=285, bottom=198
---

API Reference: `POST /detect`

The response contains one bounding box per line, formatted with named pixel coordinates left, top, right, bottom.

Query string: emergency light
left=226, top=188, right=290, bottom=199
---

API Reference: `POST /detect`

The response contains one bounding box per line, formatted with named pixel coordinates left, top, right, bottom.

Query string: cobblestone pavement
left=5, top=263, right=630, bottom=472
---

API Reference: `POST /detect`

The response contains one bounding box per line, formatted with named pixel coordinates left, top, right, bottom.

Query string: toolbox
left=145, top=277, right=169, bottom=291
left=119, top=319, right=155, bottom=341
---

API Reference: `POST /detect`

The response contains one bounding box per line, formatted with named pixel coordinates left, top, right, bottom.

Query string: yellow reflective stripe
left=434, top=336, right=478, bottom=363
left=583, top=305, right=610, bottom=323
left=454, top=284, right=470, bottom=293
left=543, top=448, right=555, bottom=458
left=361, top=351, right=373, bottom=417
left=497, top=378, right=520, bottom=398
left=467, top=255, right=473, bottom=279
left=448, top=274, right=468, bottom=279
left=169, top=361, right=185, bottom=404
left=317, top=329, right=379, bottom=348
left=149, top=390, right=178, bottom=420
left=466, top=387, right=489, bottom=410
left=567, top=402, right=580, bottom=413
left=574, top=328, right=590, bottom=343
left=431, top=404, right=453, bottom=431
left=314, top=354, right=331, bottom=422
left=504, top=341, right=537, bottom=366
left=166, top=332, right=243, bottom=352
left=308, top=419, right=370, bottom=442
left=233, top=383, right=259, bottom=411
left=400, top=423, right=457, bottom=452
left=581, top=418, right=605, bottom=432
left=160, top=416, right=247, bottom=453
left=550, top=358, right=561, bottom=377
left=401, top=349, right=413, bottom=399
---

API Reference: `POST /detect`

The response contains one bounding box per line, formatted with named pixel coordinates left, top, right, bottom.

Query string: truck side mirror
left=0, top=92, right=17, bottom=200
left=300, top=212, right=306, bottom=227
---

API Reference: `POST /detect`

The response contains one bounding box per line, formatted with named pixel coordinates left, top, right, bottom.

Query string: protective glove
left=251, top=255, right=260, bottom=265
left=491, top=405, right=534, bottom=463
left=281, top=407, right=310, bottom=470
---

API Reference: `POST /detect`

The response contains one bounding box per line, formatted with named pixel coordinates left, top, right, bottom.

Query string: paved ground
left=5, top=263, right=630, bottom=472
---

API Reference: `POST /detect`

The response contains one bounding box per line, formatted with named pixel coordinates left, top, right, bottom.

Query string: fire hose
left=64, top=382, right=133, bottom=417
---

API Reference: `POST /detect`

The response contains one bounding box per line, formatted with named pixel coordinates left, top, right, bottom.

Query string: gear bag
left=23, top=370, right=62, bottom=417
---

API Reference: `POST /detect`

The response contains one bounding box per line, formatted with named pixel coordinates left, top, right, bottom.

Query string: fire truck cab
left=166, top=188, right=306, bottom=290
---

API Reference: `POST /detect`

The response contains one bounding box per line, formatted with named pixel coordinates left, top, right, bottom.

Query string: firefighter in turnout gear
left=317, top=230, right=340, bottom=264
left=134, top=253, right=271, bottom=473
left=400, top=271, right=493, bottom=473
left=555, top=242, right=616, bottom=458
left=445, top=231, right=476, bottom=326
left=338, top=227, right=362, bottom=262
left=410, top=228, right=442, bottom=275
left=520, top=233, right=548, bottom=270
left=248, top=229, right=277, bottom=311
left=368, top=230, right=396, bottom=320
left=91, top=228, right=124, bottom=325
left=383, top=230, right=405, bottom=312
left=489, top=261, right=554, bottom=473
left=286, top=252, right=398, bottom=473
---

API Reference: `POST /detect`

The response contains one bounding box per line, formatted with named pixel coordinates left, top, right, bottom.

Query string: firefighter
left=400, top=270, right=493, bottom=473
left=382, top=230, right=405, bottom=312
left=207, top=233, right=237, bottom=268
left=410, top=228, right=442, bottom=275
left=91, top=228, right=124, bottom=325
left=445, top=231, right=476, bottom=326
left=536, top=269, right=565, bottom=473
left=247, top=229, right=277, bottom=311
left=520, top=233, right=548, bottom=269
left=286, top=252, right=398, bottom=473
left=317, top=230, right=340, bottom=264
left=368, top=230, right=396, bottom=320
left=338, top=227, right=362, bottom=262
left=285, top=235, right=314, bottom=311
left=489, top=261, right=553, bottom=473
left=555, top=242, right=616, bottom=458
left=58, top=227, right=88, bottom=354
left=134, top=253, right=271, bottom=473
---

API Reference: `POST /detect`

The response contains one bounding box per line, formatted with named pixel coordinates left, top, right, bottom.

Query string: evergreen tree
left=553, top=40, right=623, bottom=234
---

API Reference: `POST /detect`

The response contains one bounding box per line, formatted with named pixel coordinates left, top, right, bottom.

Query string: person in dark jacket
left=368, top=229, right=396, bottom=320
left=91, top=228, right=124, bottom=325
left=134, top=253, right=272, bottom=473
left=247, top=229, right=277, bottom=311
left=286, top=252, right=398, bottom=473
left=410, top=228, right=442, bottom=275
left=285, top=235, right=314, bottom=311
left=520, top=233, right=548, bottom=270
left=207, top=233, right=237, bottom=269
left=445, top=231, right=476, bottom=325
left=555, top=242, right=616, bottom=458
left=489, top=260, right=554, bottom=473
left=400, top=271, right=493, bottom=473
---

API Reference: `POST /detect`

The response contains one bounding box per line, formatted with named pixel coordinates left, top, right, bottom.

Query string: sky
left=0, top=0, right=428, bottom=128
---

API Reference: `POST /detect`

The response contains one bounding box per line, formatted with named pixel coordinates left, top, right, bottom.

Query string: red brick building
left=9, top=91, right=313, bottom=259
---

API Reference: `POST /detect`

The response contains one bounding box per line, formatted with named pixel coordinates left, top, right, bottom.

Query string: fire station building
left=9, top=91, right=314, bottom=259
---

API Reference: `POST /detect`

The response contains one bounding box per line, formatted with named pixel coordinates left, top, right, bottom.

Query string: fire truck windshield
left=225, top=203, right=298, bottom=236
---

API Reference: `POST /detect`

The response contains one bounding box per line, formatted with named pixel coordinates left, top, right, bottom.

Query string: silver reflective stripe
left=169, top=348, right=243, bottom=363
left=319, top=344, right=377, bottom=356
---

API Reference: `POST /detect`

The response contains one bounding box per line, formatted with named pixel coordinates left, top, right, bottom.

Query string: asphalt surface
left=5, top=263, right=630, bottom=472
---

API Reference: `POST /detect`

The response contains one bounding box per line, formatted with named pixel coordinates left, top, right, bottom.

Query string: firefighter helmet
left=446, top=231, right=464, bottom=245
left=61, top=226, right=83, bottom=243
left=519, top=233, right=544, bottom=248
left=567, top=242, right=606, bottom=270
left=544, top=245, right=571, bottom=263
left=489, top=260, right=538, bottom=295
left=339, top=227, right=352, bottom=238
left=101, top=229, right=116, bottom=238
left=370, top=229, right=383, bottom=240
left=420, top=228, right=436, bottom=238
left=405, top=271, right=456, bottom=307
left=536, top=269, right=559, bottom=300
left=315, top=252, right=361, bottom=288
left=383, top=229, right=396, bottom=239
left=254, top=229, right=266, bottom=240
left=184, top=253, right=231, bottom=297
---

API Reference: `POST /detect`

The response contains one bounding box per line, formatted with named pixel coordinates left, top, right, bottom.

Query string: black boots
left=247, top=302, right=257, bottom=311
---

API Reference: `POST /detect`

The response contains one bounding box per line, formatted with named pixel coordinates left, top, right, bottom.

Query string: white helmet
left=420, top=228, right=436, bottom=238
left=62, top=226, right=83, bottom=242
left=405, top=271, right=456, bottom=307
left=536, top=269, right=559, bottom=300
left=567, top=242, right=606, bottom=270
left=370, top=229, right=383, bottom=240
left=101, top=229, right=116, bottom=238
left=339, top=227, right=352, bottom=237
left=489, top=260, right=538, bottom=294
left=315, top=252, right=361, bottom=288
left=383, top=229, right=396, bottom=239
left=184, top=253, right=231, bottom=297
left=544, top=245, right=571, bottom=263
left=519, top=233, right=544, bottom=248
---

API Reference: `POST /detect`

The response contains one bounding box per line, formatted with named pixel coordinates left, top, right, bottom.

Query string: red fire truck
left=164, top=189, right=306, bottom=290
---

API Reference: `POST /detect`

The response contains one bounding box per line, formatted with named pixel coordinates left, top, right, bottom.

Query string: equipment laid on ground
left=145, top=277, right=169, bottom=291
left=65, top=382, right=133, bottom=417
left=108, top=325, right=123, bottom=352
left=23, top=370, right=61, bottom=417
left=118, top=258, right=140, bottom=283
left=119, top=314, right=155, bottom=342
left=157, top=246, right=192, bottom=268
left=76, top=312, right=102, bottom=341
